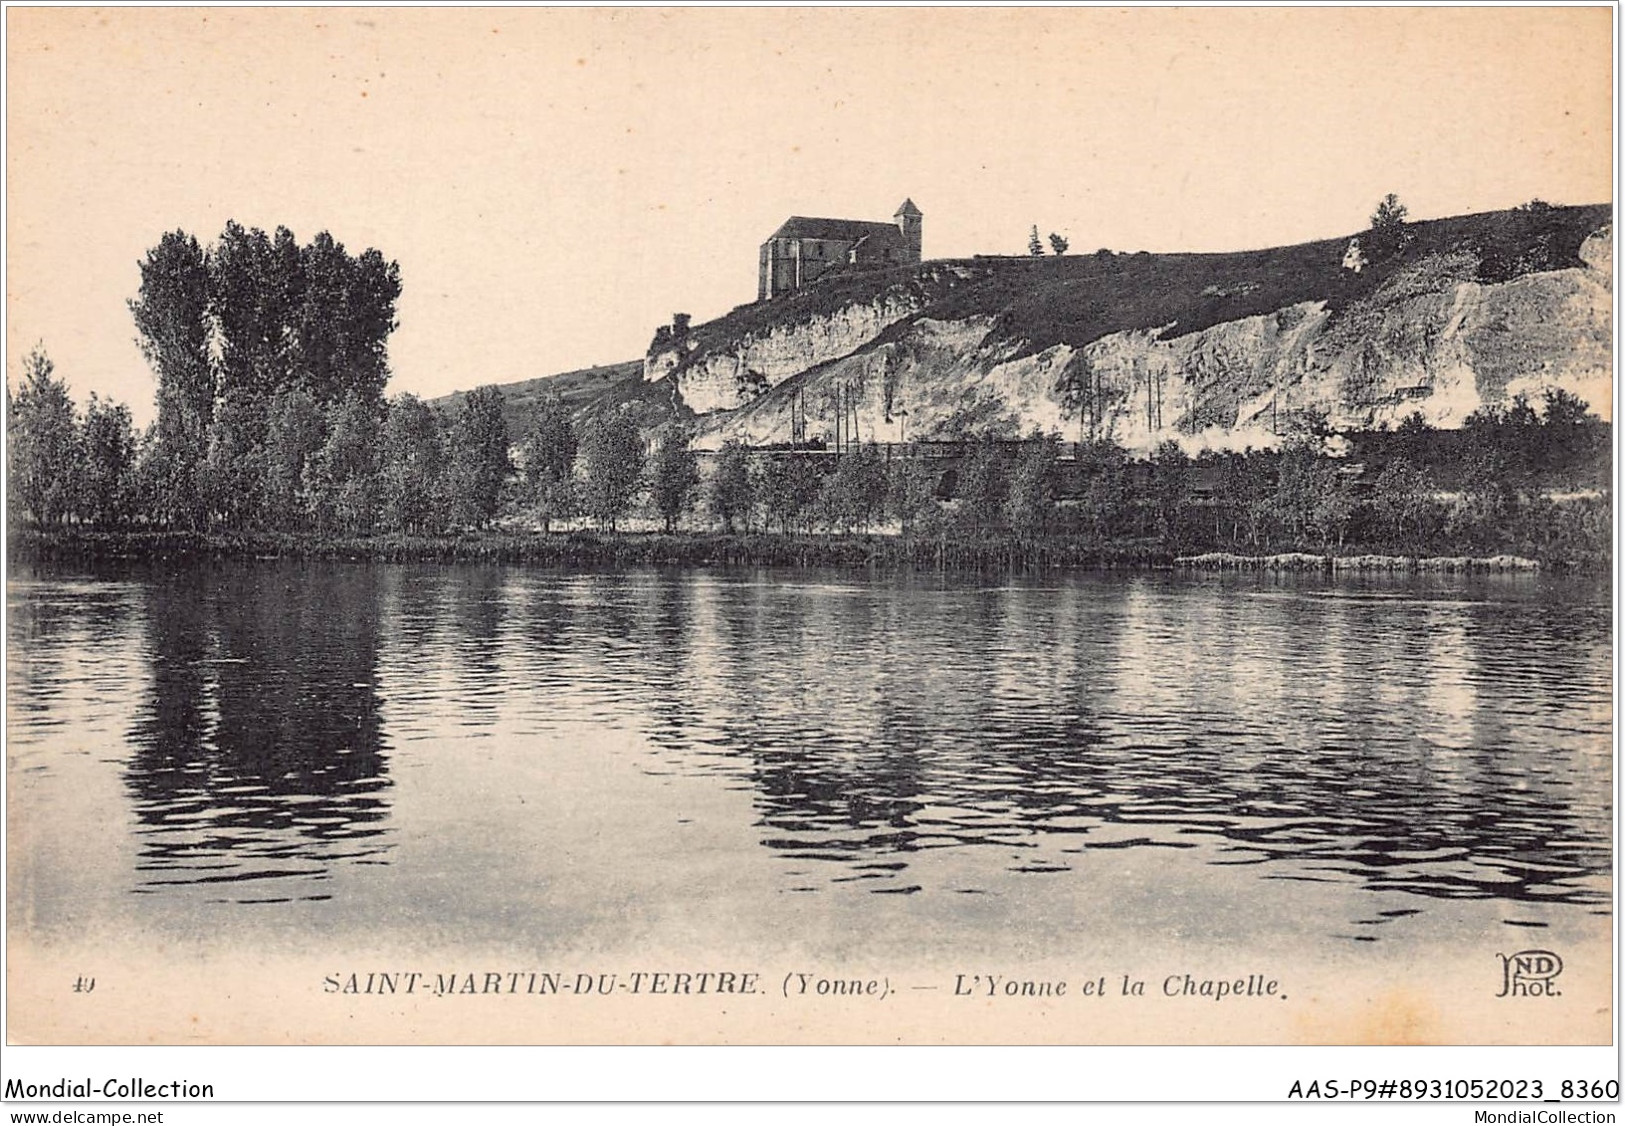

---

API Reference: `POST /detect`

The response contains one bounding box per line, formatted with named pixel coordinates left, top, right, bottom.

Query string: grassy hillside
left=432, top=359, right=648, bottom=435
left=940, top=202, right=1611, bottom=358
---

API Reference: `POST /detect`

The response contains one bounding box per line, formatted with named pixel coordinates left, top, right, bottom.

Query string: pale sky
left=7, top=7, right=1614, bottom=427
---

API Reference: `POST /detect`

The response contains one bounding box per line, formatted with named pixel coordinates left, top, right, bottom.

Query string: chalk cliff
left=675, top=213, right=1611, bottom=452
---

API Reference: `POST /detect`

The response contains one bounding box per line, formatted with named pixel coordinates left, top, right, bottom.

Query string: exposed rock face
left=680, top=224, right=1612, bottom=453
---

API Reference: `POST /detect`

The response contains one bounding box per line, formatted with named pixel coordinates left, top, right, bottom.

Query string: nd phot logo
left=1496, top=949, right=1563, bottom=998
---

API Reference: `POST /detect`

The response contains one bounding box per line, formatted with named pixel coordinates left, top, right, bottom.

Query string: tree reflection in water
left=125, top=564, right=391, bottom=903
left=634, top=575, right=1612, bottom=910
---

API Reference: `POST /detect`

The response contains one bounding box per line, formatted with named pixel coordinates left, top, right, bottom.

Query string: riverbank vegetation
left=9, top=349, right=1610, bottom=572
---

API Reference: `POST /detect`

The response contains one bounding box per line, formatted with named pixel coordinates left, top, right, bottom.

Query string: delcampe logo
left=1495, top=950, right=1563, bottom=998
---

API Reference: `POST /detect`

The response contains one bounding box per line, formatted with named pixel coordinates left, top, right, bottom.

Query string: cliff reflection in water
left=125, top=566, right=391, bottom=902
left=634, top=575, right=1612, bottom=908
left=12, top=561, right=1610, bottom=931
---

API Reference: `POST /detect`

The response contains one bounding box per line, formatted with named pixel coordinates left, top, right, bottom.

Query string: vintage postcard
left=3, top=5, right=1614, bottom=1069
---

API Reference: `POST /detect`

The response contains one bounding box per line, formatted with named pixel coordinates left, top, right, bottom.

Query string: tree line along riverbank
left=9, top=373, right=1612, bottom=573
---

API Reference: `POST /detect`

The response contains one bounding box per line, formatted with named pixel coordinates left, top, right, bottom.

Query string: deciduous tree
left=954, top=439, right=1008, bottom=537
left=294, top=233, right=401, bottom=408
left=518, top=396, right=579, bottom=533
left=649, top=430, right=699, bottom=533
left=1541, top=387, right=1591, bottom=428
left=261, top=385, right=326, bottom=530
left=211, top=222, right=302, bottom=418
left=580, top=411, right=644, bottom=532
left=887, top=457, right=936, bottom=538
left=8, top=344, right=78, bottom=526
left=758, top=453, right=822, bottom=535
left=378, top=393, right=448, bottom=533
left=199, top=392, right=265, bottom=529
left=305, top=393, right=382, bottom=533
left=130, top=231, right=213, bottom=526
left=818, top=443, right=888, bottom=533
left=1075, top=439, right=1131, bottom=543
left=445, top=386, right=510, bottom=529
left=1006, top=435, right=1060, bottom=541
left=76, top=393, right=136, bottom=527
left=709, top=441, right=755, bottom=533
left=1149, top=440, right=1192, bottom=548
left=1369, top=456, right=1434, bottom=551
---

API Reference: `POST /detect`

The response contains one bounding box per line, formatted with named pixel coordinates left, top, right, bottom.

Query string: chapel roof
left=767, top=216, right=904, bottom=244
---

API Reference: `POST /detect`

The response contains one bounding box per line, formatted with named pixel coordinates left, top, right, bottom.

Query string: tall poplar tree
left=129, top=223, right=403, bottom=531
left=130, top=231, right=212, bottom=526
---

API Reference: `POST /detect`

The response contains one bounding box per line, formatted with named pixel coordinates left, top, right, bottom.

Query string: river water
left=6, top=560, right=1613, bottom=980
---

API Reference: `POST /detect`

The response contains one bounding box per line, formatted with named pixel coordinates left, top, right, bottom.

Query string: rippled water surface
left=7, top=560, right=1612, bottom=958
